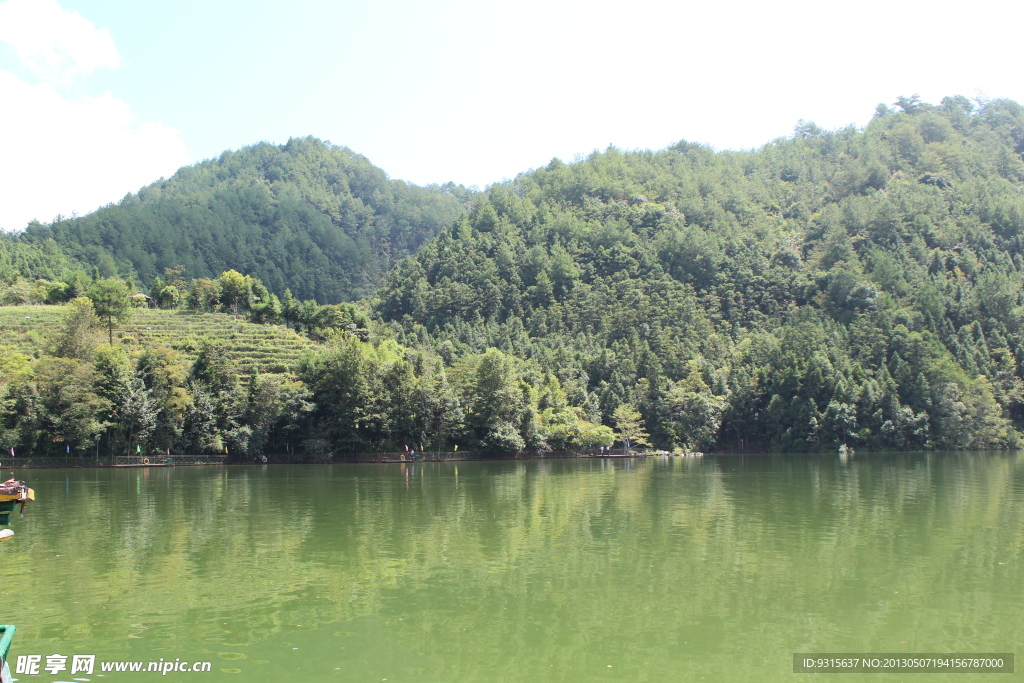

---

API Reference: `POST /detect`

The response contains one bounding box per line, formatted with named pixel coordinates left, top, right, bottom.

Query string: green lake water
left=3, top=454, right=1023, bottom=682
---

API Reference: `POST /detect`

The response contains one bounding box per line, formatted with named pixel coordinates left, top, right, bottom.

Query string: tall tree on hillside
left=34, top=357, right=109, bottom=453
left=417, top=358, right=463, bottom=453
left=219, top=269, right=253, bottom=315
left=187, top=278, right=221, bottom=312
left=469, top=348, right=527, bottom=452
left=87, top=278, right=131, bottom=345
left=613, top=403, right=650, bottom=452
left=53, top=296, right=100, bottom=360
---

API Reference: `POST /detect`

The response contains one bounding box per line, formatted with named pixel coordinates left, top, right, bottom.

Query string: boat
left=0, top=480, right=31, bottom=683
left=1, top=624, right=14, bottom=683
left=0, top=480, right=34, bottom=526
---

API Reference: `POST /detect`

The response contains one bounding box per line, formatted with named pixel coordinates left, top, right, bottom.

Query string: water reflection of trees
left=5, top=455, right=1023, bottom=680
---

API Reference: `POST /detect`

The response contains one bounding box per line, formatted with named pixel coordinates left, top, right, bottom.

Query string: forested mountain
left=375, top=96, right=1024, bottom=451
left=5, top=95, right=1024, bottom=456
left=22, top=137, right=470, bottom=302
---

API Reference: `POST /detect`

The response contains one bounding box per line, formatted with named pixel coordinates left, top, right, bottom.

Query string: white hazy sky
left=0, top=0, right=1022, bottom=231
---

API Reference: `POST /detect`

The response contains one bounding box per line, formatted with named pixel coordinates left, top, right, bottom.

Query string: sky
left=0, top=0, right=1022, bottom=231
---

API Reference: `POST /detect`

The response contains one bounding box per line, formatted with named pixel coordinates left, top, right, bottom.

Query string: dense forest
left=374, top=95, right=1024, bottom=452
left=4, top=95, right=1024, bottom=456
left=18, top=137, right=470, bottom=302
left=0, top=230, right=87, bottom=294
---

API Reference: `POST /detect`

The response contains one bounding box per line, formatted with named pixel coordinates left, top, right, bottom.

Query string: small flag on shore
left=9, top=447, right=13, bottom=457
left=67, top=445, right=70, bottom=453
left=137, top=444, right=141, bottom=453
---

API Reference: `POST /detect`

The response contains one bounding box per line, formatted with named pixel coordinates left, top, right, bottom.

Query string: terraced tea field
left=0, top=305, right=319, bottom=376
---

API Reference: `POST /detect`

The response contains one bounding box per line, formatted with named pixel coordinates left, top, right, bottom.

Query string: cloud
left=0, top=72, right=188, bottom=230
left=0, top=0, right=119, bottom=82
left=0, top=0, right=187, bottom=231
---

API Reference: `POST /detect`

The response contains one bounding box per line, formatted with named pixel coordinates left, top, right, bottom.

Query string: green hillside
left=21, top=137, right=470, bottom=303
left=374, top=95, right=1024, bottom=452
left=0, top=230, right=88, bottom=288
left=0, top=306, right=315, bottom=377
left=5, top=94, right=1024, bottom=457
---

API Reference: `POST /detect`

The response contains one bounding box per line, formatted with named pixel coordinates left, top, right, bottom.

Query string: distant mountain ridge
left=22, top=137, right=470, bottom=302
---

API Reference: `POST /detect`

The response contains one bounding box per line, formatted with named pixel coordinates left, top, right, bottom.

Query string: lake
left=3, top=453, right=1021, bottom=681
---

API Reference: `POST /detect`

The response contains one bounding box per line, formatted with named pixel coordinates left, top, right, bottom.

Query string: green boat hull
left=0, top=625, right=14, bottom=683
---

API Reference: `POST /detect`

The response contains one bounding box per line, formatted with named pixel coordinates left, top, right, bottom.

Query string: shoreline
left=3, top=449, right=1008, bottom=469
left=2, top=449, right=684, bottom=468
